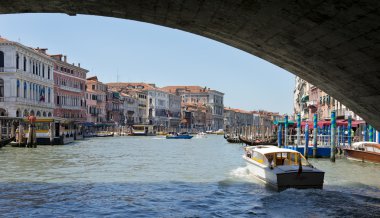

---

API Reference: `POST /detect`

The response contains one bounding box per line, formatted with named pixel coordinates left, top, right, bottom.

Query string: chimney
left=63, top=55, right=67, bottom=63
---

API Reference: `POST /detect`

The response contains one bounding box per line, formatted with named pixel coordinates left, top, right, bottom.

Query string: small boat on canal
left=166, top=132, right=193, bottom=139
left=243, top=145, right=324, bottom=191
left=344, top=141, right=380, bottom=163
left=94, top=131, right=114, bottom=137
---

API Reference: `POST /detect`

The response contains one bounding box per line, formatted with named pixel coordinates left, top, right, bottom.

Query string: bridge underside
left=1, top=0, right=380, bottom=128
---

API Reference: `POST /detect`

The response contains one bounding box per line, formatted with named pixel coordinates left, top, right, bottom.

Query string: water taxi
left=344, top=141, right=380, bottom=163
left=243, top=145, right=324, bottom=191
left=95, top=131, right=114, bottom=137
left=166, top=132, right=193, bottom=139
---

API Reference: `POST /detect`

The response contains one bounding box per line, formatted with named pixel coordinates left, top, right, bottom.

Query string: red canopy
left=298, top=120, right=365, bottom=129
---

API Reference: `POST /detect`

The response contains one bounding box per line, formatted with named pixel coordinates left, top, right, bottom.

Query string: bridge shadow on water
left=0, top=180, right=379, bottom=217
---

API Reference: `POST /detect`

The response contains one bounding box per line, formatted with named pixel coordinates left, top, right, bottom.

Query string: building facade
left=86, top=76, right=107, bottom=123
left=51, top=54, right=87, bottom=121
left=161, top=86, right=224, bottom=130
left=293, top=76, right=361, bottom=121
left=0, top=38, right=54, bottom=118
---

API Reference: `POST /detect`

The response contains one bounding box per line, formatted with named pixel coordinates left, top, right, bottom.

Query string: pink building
left=86, top=76, right=107, bottom=123
left=51, top=54, right=87, bottom=121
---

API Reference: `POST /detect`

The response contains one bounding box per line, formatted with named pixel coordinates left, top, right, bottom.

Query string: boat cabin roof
left=246, top=145, right=299, bottom=155
left=352, top=141, right=380, bottom=149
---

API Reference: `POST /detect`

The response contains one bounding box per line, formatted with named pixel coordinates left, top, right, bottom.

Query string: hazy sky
left=0, top=13, right=295, bottom=114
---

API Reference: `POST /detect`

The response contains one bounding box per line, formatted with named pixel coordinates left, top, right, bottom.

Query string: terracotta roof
left=0, top=37, right=11, bottom=43
left=107, top=82, right=160, bottom=91
left=224, top=107, right=252, bottom=114
left=161, top=86, right=212, bottom=94
left=87, top=76, right=98, bottom=81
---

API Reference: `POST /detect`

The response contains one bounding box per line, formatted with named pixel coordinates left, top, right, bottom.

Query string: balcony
left=59, top=85, right=82, bottom=93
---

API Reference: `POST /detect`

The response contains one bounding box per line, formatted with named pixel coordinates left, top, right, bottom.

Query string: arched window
left=0, top=51, right=4, bottom=71
left=23, top=82, right=27, bottom=98
left=47, top=88, right=51, bottom=103
left=48, top=112, right=52, bottom=117
left=16, top=110, right=20, bottom=117
left=16, top=80, right=20, bottom=97
left=16, top=53, right=19, bottom=69
left=29, top=82, right=32, bottom=99
left=42, top=111, right=46, bottom=117
left=23, top=57, right=27, bottom=71
left=23, top=109, right=28, bottom=117
left=0, top=78, right=4, bottom=99
left=30, top=110, right=34, bottom=116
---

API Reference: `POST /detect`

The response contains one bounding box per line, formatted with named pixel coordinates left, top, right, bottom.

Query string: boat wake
left=229, top=165, right=261, bottom=183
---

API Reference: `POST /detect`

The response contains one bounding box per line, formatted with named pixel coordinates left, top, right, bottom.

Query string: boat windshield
left=265, top=152, right=312, bottom=167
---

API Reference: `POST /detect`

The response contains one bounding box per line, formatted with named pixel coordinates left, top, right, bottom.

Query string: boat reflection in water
left=243, top=145, right=324, bottom=191
left=344, top=141, right=380, bottom=163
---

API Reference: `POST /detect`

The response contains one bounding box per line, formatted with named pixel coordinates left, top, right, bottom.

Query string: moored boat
left=95, top=131, right=114, bottom=137
left=243, top=145, right=324, bottom=191
left=344, top=141, right=380, bottom=163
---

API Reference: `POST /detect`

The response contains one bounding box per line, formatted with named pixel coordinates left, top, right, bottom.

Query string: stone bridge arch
left=1, top=1, right=380, bottom=127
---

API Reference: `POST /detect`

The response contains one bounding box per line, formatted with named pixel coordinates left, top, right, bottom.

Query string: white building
left=0, top=38, right=54, bottom=117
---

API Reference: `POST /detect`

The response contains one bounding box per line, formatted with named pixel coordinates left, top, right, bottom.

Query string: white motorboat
left=196, top=132, right=207, bottom=138
left=243, top=145, right=324, bottom=191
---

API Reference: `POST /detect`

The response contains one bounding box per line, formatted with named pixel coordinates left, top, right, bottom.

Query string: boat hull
left=166, top=135, right=193, bottom=139
left=344, top=149, right=380, bottom=163
left=243, top=156, right=324, bottom=191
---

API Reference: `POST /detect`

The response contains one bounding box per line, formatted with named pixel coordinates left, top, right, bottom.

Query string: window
left=0, top=79, right=3, bottom=98
left=42, top=65, right=45, bottom=77
left=48, top=67, right=50, bottom=79
left=23, top=57, right=26, bottom=71
left=48, top=88, right=51, bottom=103
left=0, top=51, right=4, bottom=70
left=16, top=53, right=19, bottom=69
left=92, top=84, right=95, bottom=90
left=16, top=80, right=20, bottom=97
left=57, top=95, right=60, bottom=105
left=23, top=82, right=27, bottom=98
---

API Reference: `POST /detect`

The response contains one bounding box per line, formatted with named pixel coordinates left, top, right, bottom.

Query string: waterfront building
left=50, top=54, right=87, bottom=121
left=293, top=76, right=361, bottom=121
left=0, top=38, right=54, bottom=117
left=168, top=93, right=181, bottom=128
left=224, top=107, right=253, bottom=130
left=105, top=90, right=123, bottom=125
left=161, top=86, right=224, bottom=130
left=120, top=92, right=139, bottom=126
left=107, top=82, right=173, bottom=128
left=86, top=76, right=107, bottom=123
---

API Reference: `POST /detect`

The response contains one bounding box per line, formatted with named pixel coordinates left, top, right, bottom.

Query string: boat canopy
left=246, top=146, right=299, bottom=155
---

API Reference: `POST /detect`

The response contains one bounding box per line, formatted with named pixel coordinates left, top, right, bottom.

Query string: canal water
left=0, top=135, right=379, bottom=217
